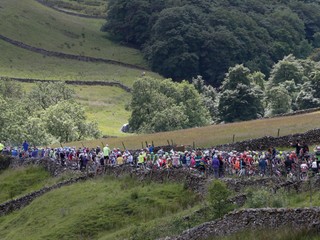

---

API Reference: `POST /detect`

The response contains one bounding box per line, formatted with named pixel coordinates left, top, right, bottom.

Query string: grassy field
left=66, top=111, right=320, bottom=149
left=0, top=41, right=160, bottom=87
left=0, top=176, right=199, bottom=240
left=0, top=0, right=144, bottom=66
left=41, top=0, right=107, bottom=17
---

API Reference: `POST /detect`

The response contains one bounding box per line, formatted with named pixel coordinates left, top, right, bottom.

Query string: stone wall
left=215, top=128, right=320, bottom=151
left=35, top=0, right=105, bottom=19
left=165, top=207, right=320, bottom=240
left=0, top=34, right=147, bottom=71
left=1, top=77, right=132, bottom=93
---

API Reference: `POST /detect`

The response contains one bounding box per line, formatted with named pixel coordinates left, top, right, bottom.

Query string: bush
left=207, top=180, right=234, bottom=219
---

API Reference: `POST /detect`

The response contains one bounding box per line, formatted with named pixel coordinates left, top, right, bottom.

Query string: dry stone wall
left=215, top=128, right=320, bottom=151
left=1, top=77, right=132, bottom=92
left=0, top=34, right=147, bottom=71
left=165, top=207, right=320, bottom=240
left=35, top=0, right=106, bottom=19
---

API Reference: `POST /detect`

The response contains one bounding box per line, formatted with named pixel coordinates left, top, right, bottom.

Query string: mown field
left=67, top=111, right=320, bottom=149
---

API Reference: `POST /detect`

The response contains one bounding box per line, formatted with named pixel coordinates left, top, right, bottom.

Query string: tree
left=0, top=78, right=23, bottom=100
left=218, top=65, right=264, bottom=123
left=128, top=77, right=210, bottom=133
left=268, top=55, right=304, bottom=87
left=265, top=86, right=292, bottom=116
left=207, top=180, right=233, bottom=219
left=102, top=0, right=154, bottom=45
left=28, top=81, right=75, bottom=110
left=296, top=70, right=320, bottom=109
left=192, top=75, right=219, bottom=122
left=44, top=101, right=100, bottom=143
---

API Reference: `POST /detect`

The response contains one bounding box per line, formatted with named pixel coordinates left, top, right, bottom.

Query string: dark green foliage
left=104, top=0, right=320, bottom=86
left=129, top=77, right=210, bottom=133
left=218, top=65, right=264, bottom=123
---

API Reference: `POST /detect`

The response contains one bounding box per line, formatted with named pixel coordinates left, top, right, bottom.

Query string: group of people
left=1, top=140, right=320, bottom=179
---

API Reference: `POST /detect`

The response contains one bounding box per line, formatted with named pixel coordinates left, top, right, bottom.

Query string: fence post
left=277, top=129, right=280, bottom=137
left=233, top=134, right=235, bottom=143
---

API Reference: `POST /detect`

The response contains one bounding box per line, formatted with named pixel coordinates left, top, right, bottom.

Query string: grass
left=65, top=110, right=320, bottom=149
left=42, top=0, right=107, bottom=17
left=0, top=0, right=145, bottom=66
left=0, top=166, right=75, bottom=203
left=0, top=175, right=199, bottom=240
left=0, top=37, right=160, bottom=87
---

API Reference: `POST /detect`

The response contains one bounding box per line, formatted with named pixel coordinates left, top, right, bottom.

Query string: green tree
left=268, top=55, right=304, bottom=87
left=296, top=70, right=320, bottom=109
left=218, top=65, right=264, bottom=123
left=128, top=77, right=210, bottom=133
left=192, top=75, right=218, bottom=122
left=28, top=81, right=75, bottom=110
left=207, top=180, right=233, bottom=219
left=0, top=78, right=23, bottom=100
left=44, top=101, right=100, bottom=143
left=266, top=86, right=292, bottom=116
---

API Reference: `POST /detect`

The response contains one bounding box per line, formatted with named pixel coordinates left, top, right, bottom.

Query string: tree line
left=0, top=80, right=100, bottom=146
left=103, top=0, right=320, bottom=86
left=129, top=55, right=320, bottom=132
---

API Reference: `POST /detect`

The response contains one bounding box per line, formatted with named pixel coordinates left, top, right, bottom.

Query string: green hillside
left=0, top=176, right=198, bottom=240
left=0, top=0, right=143, bottom=66
left=0, top=41, right=155, bottom=86
left=0, top=0, right=163, bottom=136
left=0, top=166, right=75, bottom=203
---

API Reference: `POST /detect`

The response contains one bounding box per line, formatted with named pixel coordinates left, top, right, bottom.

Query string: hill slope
left=0, top=0, right=163, bottom=136
left=0, top=176, right=197, bottom=240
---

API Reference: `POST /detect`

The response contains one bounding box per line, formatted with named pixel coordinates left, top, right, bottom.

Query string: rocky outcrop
left=0, top=34, right=147, bottom=71
left=165, top=207, right=320, bottom=240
